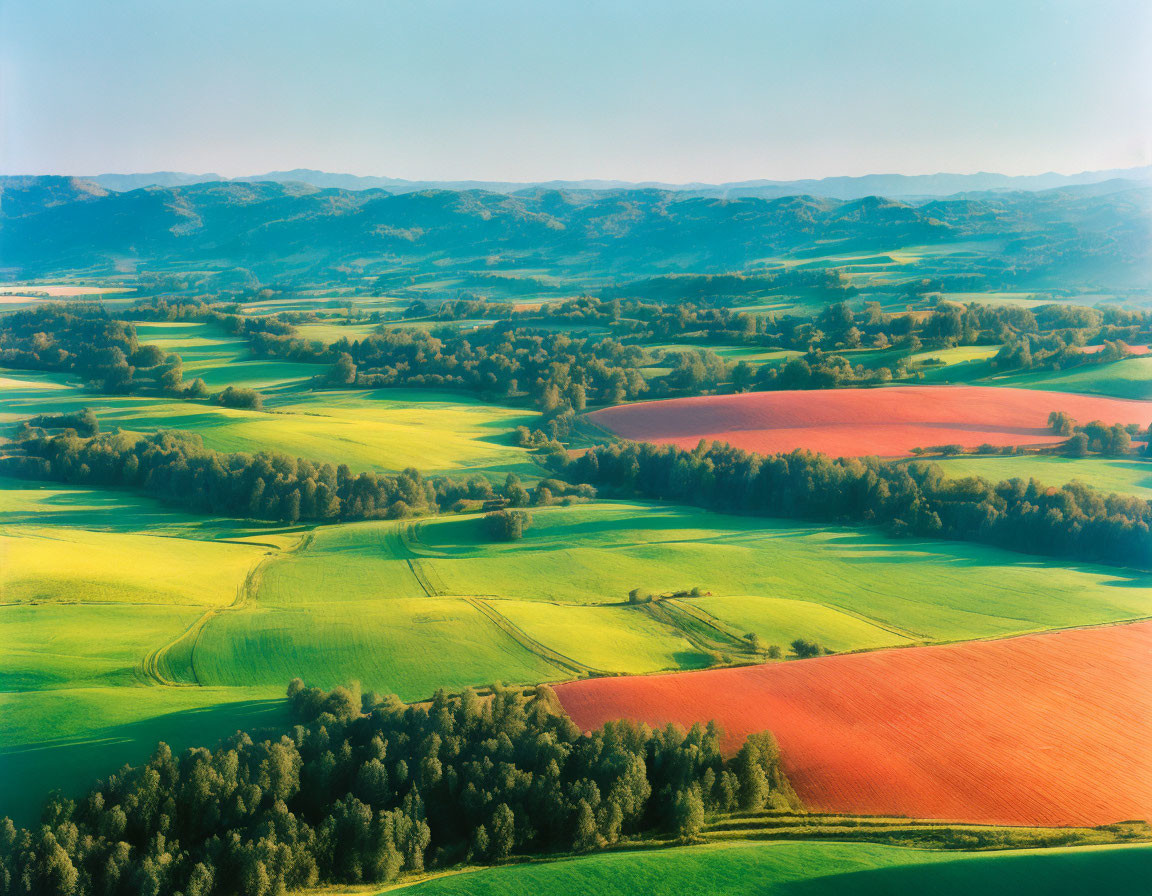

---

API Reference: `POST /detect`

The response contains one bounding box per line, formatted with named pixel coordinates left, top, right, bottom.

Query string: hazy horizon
left=3, top=0, right=1150, bottom=183
left=39, top=161, right=1152, bottom=184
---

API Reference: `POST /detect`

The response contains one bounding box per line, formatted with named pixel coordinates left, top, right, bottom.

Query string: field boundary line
left=666, top=598, right=755, bottom=643
left=462, top=596, right=606, bottom=678
left=640, top=599, right=747, bottom=658
left=137, top=532, right=312, bottom=687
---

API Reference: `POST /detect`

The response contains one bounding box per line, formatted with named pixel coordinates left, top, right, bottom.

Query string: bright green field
left=407, top=502, right=1152, bottom=641
left=0, top=687, right=286, bottom=825
left=170, top=502, right=1152, bottom=703
left=646, top=344, right=802, bottom=364
left=390, top=841, right=1152, bottom=896
left=0, top=479, right=291, bottom=823
left=994, top=356, right=1152, bottom=400
left=492, top=600, right=711, bottom=674
left=689, top=596, right=908, bottom=652
left=907, top=344, right=1000, bottom=383
left=933, top=455, right=1152, bottom=499
left=291, top=320, right=381, bottom=343
left=193, top=596, right=561, bottom=698
left=133, top=321, right=321, bottom=394
left=0, top=368, right=540, bottom=475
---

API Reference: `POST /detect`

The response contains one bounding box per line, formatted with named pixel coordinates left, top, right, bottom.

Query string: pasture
left=167, top=502, right=1152, bottom=702
left=996, top=356, right=1152, bottom=400
left=0, top=478, right=289, bottom=822
left=390, top=841, right=1152, bottom=896
left=585, top=385, right=1152, bottom=457
left=0, top=366, right=540, bottom=476
left=555, top=621, right=1152, bottom=827
left=932, top=454, right=1152, bottom=499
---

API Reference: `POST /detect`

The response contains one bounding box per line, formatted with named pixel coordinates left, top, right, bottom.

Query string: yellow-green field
left=994, top=355, right=1152, bottom=400
left=0, top=367, right=540, bottom=476
left=932, top=455, right=1152, bottom=499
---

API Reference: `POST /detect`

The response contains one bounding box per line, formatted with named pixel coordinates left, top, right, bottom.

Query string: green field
left=133, top=321, right=322, bottom=393
left=995, top=356, right=1152, bottom=400
left=388, top=841, right=1152, bottom=896
left=162, top=501, right=1152, bottom=704
left=0, top=687, right=286, bottom=825
left=0, top=367, right=540, bottom=476
left=932, top=455, right=1152, bottom=499
left=0, top=478, right=293, bottom=822
left=406, top=502, right=1152, bottom=641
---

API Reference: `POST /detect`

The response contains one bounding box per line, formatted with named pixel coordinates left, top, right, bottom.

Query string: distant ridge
left=76, top=165, right=1152, bottom=200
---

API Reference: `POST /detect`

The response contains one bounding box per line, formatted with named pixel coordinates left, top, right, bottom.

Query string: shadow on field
left=781, top=846, right=1152, bottom=896
left=0, top=698, right=289, bottom=826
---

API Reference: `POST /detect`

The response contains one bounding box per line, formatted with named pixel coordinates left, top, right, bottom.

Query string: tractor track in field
left=461, top=596, right=606, bottom=678
left=398, top=522, right=602, bottom=678
left=136, top=532, right=313, bottom=688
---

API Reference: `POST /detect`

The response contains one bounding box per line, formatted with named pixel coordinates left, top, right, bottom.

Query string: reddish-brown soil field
left=554, top=622, right=1152, bottom=827
left=586, top=385, right=1152, bottom=457
left=1079, top=343, right=1151, bottom=355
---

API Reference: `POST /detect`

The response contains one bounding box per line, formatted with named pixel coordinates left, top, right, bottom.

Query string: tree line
left=1, top=425, right=590, bottom=525
left=0, top=682, right=794, bottom=896
left=558, top=441, right=1152, bottom=569
left=427, top=292, right=1151, bottom=361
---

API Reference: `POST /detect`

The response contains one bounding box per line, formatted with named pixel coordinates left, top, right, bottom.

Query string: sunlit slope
left=0, top=366, right=538, bottom=475
left=391, top=841, right=1152, bottom=896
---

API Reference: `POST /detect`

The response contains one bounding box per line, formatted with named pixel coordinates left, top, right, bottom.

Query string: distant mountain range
left=1, top=175, right=1147, bottom=288
left=78, top=166, right=1152, bottom=201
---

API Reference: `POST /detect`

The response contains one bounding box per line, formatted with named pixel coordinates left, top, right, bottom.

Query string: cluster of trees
left=243, top=323, right=650, bottom=413
left=217, top=386, right=265, bottom=412
left=415, top=295, right=1149, bottom=392
left=0, top=306, right=204, bottom=396
left=1048, top=411, right=1136, bottom=457
left=0, top=682, right=795, bottom=896
left=483, top=509, right=534, bottom=541
left=27, top=409, right=99, bottom=437
left=559, top=441, right=1152, bottom=569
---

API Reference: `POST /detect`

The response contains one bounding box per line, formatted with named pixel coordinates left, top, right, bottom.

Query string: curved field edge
left=554, top=621, right=1152, bottom=828
left=377, top=841, right=1152, bottom=896
left=584, top=384, right=1152, bottom=458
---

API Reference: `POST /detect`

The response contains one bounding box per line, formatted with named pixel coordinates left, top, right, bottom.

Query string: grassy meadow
left=932, top=454, right=1152, bottom=499
left=150, top=501, right=1152, bottom=706
left=995, top=355, right=1152, bottom=400
left=0, top=366, right=540, bottom=476
left=0, top=478, right=294, bottom=822
left=385, top=841, right=1152, bottom=896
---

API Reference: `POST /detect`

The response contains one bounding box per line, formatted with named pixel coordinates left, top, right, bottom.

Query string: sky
left=2, top=0, right=1150, bottom=183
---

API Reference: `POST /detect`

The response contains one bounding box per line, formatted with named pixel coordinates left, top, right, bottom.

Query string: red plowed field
left=586, top=385, right=1152, bottom=457
left=1079, top=343, right=1151, bottom=355
left=554, top=622, right=1152, bottom=827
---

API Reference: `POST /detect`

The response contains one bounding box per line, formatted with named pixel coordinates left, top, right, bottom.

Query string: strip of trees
left=0, top=683, right=794, bottom=896
left=1, top=426, right=590, bottom=525
left=559, top=441, right=1152, bottom=569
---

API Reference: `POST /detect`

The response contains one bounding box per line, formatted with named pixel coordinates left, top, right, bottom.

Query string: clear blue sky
left=2, top=0, right=1149, bottom=182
